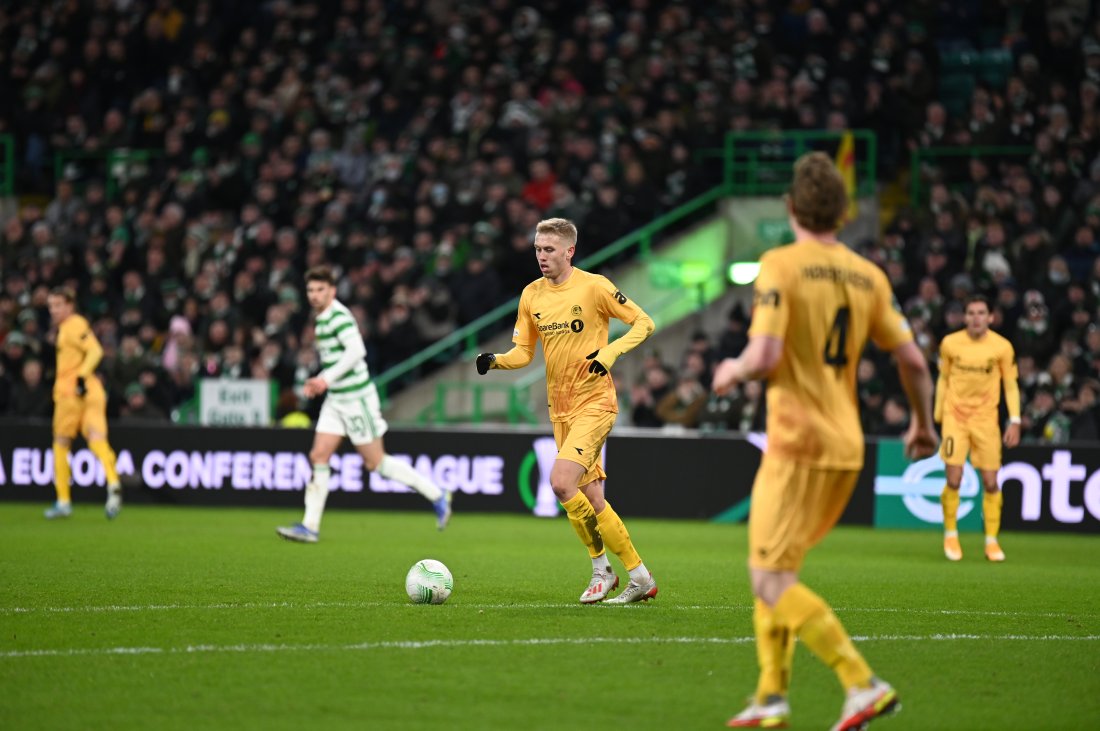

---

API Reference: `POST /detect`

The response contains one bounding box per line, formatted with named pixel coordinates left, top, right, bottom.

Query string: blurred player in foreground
left=475, top=218, right=657, bottom=603
left=715, top=153, right=937, bottom=730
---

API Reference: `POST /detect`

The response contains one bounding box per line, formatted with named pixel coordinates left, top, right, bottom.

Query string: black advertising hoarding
left=3, top=420, right=1095, bottom=532
left=0, top=422, right=763, bottom=519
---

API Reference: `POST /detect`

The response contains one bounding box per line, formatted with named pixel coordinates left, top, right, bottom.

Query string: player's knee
left=363, top=453, right=383, bottom=472
left=751, top=571, right=795, bottom=607
left=549, top=471, right=577, bottom=500
left=309, top=447, right=333, bottom=465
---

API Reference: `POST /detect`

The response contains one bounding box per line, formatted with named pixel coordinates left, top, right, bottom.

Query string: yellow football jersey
left=749, top=240, right=913, bottom=469
left=512, top=269, right=650, bottom=422
left=935, top=329, right=1020, bottom=424
left=54, top=314, right=104, bottom=400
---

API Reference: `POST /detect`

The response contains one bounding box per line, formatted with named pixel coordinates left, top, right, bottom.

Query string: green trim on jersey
left=316, top=321, right=355, bottom=339
left=331, top=377, right=372, bottom=394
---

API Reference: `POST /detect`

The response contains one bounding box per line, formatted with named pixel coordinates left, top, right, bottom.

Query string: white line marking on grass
left=2, top=602, right=1096, bottom=621
left=2, top=634, right=1097, bottom=660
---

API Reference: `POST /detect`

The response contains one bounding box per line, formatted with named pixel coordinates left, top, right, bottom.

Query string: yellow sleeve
left=494, top=343, right=535, bottom=370
left=869, top=270, right=913, bottom=352
left=511, top=287, right=537, bottom=347
left=934, top=339, right=950, bottom=423
left=72, top=319, right=104, bottom=377
left=747, top=252, right=789, bottom=339
left=1001, top=342, right=1021, bottom=420
left=594, top=279, right=654, bottom=370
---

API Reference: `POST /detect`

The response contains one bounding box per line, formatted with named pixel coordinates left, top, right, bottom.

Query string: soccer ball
left=405, top=559, right=453, bottom=605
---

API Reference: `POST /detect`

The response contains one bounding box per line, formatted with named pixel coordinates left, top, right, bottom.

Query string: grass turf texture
left=1, top=504, right=1098, bottom=731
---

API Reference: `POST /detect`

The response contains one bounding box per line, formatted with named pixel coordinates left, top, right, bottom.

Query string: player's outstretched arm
left=479, top=344, right=535, bottom=373
left=711, top=335, right=783, bottom=395
left=894, top=340, right=938, bottom=460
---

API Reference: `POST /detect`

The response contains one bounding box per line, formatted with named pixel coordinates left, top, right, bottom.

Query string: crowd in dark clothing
left=0, top=1, right=1098, bottom=440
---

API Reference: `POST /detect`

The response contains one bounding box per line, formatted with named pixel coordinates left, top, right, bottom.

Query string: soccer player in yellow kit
left=935, top=294, right=1021, bottom=562
left=45, top=287, right=124, bottom=519
left=475, top=217, right=658, bottom=604
left=715, top=153, right=937, bottom=730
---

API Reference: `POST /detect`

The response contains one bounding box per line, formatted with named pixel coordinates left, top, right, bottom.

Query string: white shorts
left=316, top=384, right=388, bottom=446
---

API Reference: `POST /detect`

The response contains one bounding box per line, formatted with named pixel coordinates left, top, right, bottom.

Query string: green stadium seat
left=939, top=73, right=977, bottom=116
left=979, top=48, right=1013, bottom=86
left=940, top=49, right=978, bottom=73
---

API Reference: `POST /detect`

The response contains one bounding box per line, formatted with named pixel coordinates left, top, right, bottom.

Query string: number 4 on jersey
left=824, top=306, right=850, bottom=366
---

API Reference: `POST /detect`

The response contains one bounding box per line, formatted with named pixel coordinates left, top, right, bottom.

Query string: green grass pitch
left=1, top=504, right=1098, bottom=730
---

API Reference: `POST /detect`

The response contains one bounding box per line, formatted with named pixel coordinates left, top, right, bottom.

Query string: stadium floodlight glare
left=727, top=262, right=761, bottom=285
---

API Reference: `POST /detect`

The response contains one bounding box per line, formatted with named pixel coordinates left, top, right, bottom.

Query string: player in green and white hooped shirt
left=276, top=266, right=452, bottom=543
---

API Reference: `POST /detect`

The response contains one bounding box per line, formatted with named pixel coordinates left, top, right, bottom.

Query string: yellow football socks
left=595, top=501, right=642, bottom=571
left=53, top=442, right=71, bottom=503
left=941, top=485, right=960, bottom=533
left=983, top=490, right=1003, bottom=539
left=753, top=598, right=794, bottom=703
left=561, top=492, right=604, bottom=558
left=774, top=583, right=872, bottom=690
left=88, top=439, right=120, bottom=486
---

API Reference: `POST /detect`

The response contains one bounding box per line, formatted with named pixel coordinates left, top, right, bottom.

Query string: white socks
left=302, top=464, right=331, bottom=532
left=628, top=561, right=650, bottom=583
left=377, top=455, right=442, bottom=502
left=591, top=553, right=613, bottom=574
left=302, top=457, right=442, bottom=532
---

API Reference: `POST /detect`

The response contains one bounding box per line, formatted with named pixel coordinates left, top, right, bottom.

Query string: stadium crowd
left=0, top=0, right=1097, bottom=443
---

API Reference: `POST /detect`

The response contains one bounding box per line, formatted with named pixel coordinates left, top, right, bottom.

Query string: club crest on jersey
left=571, top=305, right=582, bottom=316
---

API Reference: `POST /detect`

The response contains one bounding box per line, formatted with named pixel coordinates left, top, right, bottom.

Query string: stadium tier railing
left=54, top=148, right=163, bottom=199
left=717, top=129, right=876, bottom=197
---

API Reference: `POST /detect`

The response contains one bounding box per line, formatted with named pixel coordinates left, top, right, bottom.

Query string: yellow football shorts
left=940, top=415, right=1001, bottom=471
left=552, top=409, right=616, bottom=487
left=53, top=386, right=109, bottom=441
left=748, top=455, right=860, bottom=572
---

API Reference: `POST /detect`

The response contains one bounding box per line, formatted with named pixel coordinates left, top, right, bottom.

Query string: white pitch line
left=1, top=601, right=1095, bottom=621
left=1, top=633, right=1098, bottom=660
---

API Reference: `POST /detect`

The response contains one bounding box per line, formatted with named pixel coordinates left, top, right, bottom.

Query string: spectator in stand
left=1023, top=386, right=1071, bottom=444
left=656, top=374, right=708, bottom=428
left=10, top=359, right=52, bottom=418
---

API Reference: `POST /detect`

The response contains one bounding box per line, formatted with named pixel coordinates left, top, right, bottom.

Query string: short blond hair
left=789, top=151, right=848, bottom=233
left=535, top=218, right=578, bottom=246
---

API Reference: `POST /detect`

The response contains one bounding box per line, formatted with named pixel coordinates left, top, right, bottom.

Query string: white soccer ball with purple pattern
left=405, top=559, right=453, bottom=605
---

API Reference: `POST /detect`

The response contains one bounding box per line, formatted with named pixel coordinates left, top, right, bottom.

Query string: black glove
left=75, top=376, right=87, bottom=397
left=586, top=351, right=608, bottom=376
left=475, top=353, right=496, bottom=375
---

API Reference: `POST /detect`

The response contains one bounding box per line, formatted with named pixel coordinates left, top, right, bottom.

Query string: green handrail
left=373, top=182, right=733, bottom=403
left=910, top=145, right=1031, bottom=205
left=54, top=148, right=163, bottom=199
left=715, top=129, right=877, bottom=197
left=0, top=134, right=13, bottom=196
